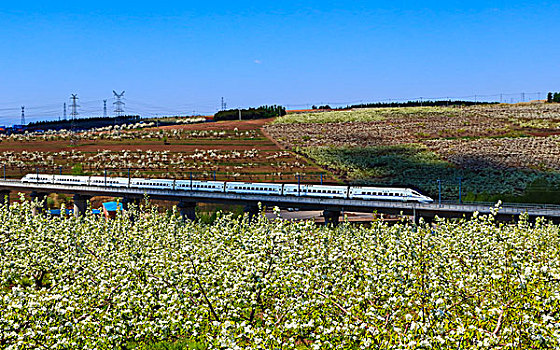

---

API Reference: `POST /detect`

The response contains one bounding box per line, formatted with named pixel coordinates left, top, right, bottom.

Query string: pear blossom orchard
left=1, top=201, right=559, bottom=348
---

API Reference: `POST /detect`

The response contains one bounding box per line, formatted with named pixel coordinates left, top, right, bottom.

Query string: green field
left=1, top=201, right=560, bottom=348
left=303, top=144, right=560, bottom=203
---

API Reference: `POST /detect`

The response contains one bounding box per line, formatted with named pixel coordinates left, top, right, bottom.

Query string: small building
left=102, top=201, right=123, bottom=219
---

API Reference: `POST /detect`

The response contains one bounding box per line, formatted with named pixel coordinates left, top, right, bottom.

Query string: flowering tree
left=0, top=202, right=559, bottom=348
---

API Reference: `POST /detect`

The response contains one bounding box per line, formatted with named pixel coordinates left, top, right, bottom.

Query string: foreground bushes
left=1, top=201, right=559, bottom=349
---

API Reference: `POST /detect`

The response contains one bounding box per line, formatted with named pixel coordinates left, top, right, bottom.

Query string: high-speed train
left=21, top=173, right=434, bottom=203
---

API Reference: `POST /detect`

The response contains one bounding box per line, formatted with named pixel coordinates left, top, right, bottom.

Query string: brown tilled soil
left=152, top=118, right=275, bottom=132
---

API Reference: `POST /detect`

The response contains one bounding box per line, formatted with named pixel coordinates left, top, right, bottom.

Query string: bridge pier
left=323, top=209, right=341, bottom=226
left=244, top=204, right=260, bottom=221
left=30, top=191, right=49, bottom=216
left=73, top=194, right=91, bottom=217
left=178, top=200, right=197, bottom=222
left=0, top=190, right=10, bottom=206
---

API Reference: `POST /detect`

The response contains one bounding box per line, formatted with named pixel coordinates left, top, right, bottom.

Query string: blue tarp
left=49, top=209, right=73, bottom=215
left=102, top=202, right=123, bottom=212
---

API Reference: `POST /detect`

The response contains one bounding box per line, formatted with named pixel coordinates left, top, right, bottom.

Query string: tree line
left=337, top=100, right=498, bottom=110
left=27, top=115, right=141, bottom=131
left=214, top=105, right=286, bottom=121
left=548, top=92, right=560, bottom=103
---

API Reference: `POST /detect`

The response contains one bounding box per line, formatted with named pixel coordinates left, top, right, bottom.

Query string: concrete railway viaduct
left=1, top=180, right=560, bottom=224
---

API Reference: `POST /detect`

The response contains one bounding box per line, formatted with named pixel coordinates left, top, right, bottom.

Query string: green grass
left=303, top=144, right=560, bottom=203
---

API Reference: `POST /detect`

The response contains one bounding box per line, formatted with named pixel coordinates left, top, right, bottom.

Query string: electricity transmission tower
left=103, top=100, right=108, bottom=118
left=70, top=94, right=79, bottom=120
left=69, top=94, right=79, bottom=146
left=20, top=106, right=25, bottom=125
left=63, top=103, right=67, bottom=120
left=113, top=91, right=125, bottom=116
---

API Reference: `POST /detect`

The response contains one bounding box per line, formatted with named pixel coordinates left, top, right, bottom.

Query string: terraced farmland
left=0, top=118, right=334, bottom=184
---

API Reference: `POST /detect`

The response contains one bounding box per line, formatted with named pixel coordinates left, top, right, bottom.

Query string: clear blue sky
left=0, top=1, right=558, bottom=123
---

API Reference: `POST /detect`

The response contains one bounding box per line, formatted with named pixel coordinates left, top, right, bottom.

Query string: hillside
left=265, top=104, right=560, bottom=203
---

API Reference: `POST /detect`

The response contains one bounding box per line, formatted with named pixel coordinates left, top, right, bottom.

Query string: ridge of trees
left=548, top=92, right=560, bottom=103
left=26, top=115, right=141, bottom=132
left=28, top=115, right=140, bottom=127
left=331, top=100, right=498, bottom=110
left=214, top=105, right=286, bottom=121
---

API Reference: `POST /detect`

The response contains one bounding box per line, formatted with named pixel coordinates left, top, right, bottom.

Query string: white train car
left=131, top=178, right=174, bottom=190
left=225, top=182, right=282, bottom=195
left=174, top=180, right=225, bottom=192
left=283, top=184, right=348, bottom=198
left=349, top=186, right=433, bottom=203
left=22, top=173, right=55, bottom=183
left=53, top=175, right=90, bottom=186
left=89, top=176, right=129, bottom=187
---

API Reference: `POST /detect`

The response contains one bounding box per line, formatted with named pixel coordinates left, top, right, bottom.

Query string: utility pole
left=221, top=97, right=225, bottom=110
left=20, top=106, right=25, bottom=125
left=437, top=179, right=442, bottom=206
left=457, top=176, right=463, bottom=204
left=521, top=92, right=525, bottom=102
left=500, top=94, right=503, bottom=103
left=103, top=100, right=108, bottom=118
left=238, top=109, right=241, bottom=121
